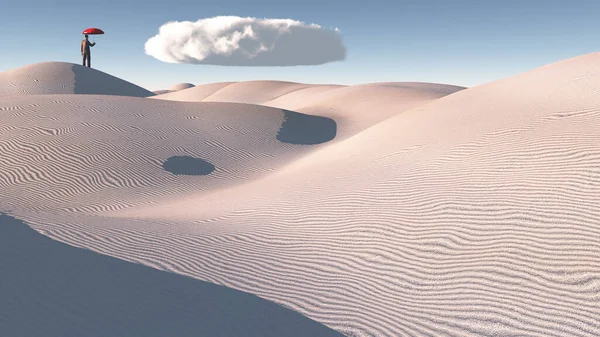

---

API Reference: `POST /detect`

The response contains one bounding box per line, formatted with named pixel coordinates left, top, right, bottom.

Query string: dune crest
left=168, top=82, right=195, bottom=91
left=0, top=62, right=155, bottom=97
left=151, top=82, right=236, bottom=101
left=153, top=80, right=466, bottom=139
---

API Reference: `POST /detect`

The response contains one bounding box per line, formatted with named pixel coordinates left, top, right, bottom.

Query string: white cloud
left=144, top=16, right=346, bottom=66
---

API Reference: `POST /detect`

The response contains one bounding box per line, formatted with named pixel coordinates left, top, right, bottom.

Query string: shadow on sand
left=71, top=64, right=155, bottom=97
left=277, top=110, right=336, bottom=145
left=163, top=156, right=216, bottom=176
left=0, top=213, right=343, bottom=337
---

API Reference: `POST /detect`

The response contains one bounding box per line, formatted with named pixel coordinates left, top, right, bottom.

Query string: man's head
left=84, top=34, right=89, bottom=39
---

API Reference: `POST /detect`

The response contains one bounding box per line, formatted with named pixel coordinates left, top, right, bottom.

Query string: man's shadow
left=0, top=213, right=343, bottom=337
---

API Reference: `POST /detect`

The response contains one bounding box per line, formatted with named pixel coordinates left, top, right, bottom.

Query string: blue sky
left=0, top=0, right=599, bottom=90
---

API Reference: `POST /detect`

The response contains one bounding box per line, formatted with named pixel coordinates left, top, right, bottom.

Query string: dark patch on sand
left=277, top=109, right=336, bottom=145
left=163, top=156, right=216, bottom=176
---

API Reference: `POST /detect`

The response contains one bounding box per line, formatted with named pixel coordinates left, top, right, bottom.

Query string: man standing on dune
left=81, top=34, right=96, bottom=68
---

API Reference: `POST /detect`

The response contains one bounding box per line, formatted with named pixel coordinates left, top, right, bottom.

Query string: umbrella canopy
left=82, top=28, right=104, bottom=35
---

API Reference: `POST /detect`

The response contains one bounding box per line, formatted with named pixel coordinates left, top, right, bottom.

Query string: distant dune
left=152, top=83, right=196, bottom=95
left=152, top=89, right=171, bottom=95
left=151, top=82, right=235, bottom=102
left=203, top=80, right=311, bottom=104
left=263, top=82, right=466, bottom=137
left=153, top=80, right=312, bottom=104
left=153, top=80, right=466, bottom=138
left=1, top=53, right=599, bottom=337
left=0, top=62, right=155, bottom=97
left=168, top=82, right=196, bottom=91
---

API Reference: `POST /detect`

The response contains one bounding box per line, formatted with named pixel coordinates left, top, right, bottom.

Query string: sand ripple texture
left=2, top=54, right=600, bottom=337
left=0, top=62, right=154, bottom=97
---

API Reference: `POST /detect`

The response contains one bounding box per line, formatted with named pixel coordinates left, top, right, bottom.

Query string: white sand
left=1, top=54, right=599, bottom=336
left=168, top=82, right=196, bottom=91
left=152, top=89, right=172, bottom=95
left=152, top=81, right=236, bottom=102
left=152, top=83, right=196, bottom=95
left=0, top=62, right=154, bottom=97
left=153, top=81, right=465, bottom=139
left=0, top=213, right=345, bottom=337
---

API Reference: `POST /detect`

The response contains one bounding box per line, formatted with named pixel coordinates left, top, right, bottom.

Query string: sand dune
left=0, top=62, right=155, bottom=97
left=263, top=82, right=466, bottom=137
left=151, top=82, right=235, bottom=102
left=0, top=213, right=343, bottom=337
left=203, top=80, right=312, bottom=104
left=152, top=83, right=196, bottom=95
left=152, top=80, right=343, bottom=103
left=118, top=53, right=600, bottom=336
left=0, top=95, right=336, bottom=214
left=154, top=80, right=466, bottom=138
left=1, top=53, right=600, bottom=337
left=168, top=82, right=195, bottom=91
left=152, top=89, right=172, bottom=95
left=153, top=80, right=312, bottom=104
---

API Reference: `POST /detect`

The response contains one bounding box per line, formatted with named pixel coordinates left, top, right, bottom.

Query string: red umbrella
left=82, top=28, right=104, bottom=43
left=82, top=28, right=104, bottom=35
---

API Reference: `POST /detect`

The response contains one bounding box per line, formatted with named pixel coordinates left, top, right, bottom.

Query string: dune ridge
left=0, top=62, right=155, bottom=97
left=154, top=80, right=466, bottom=138
left=1, top=54, right=600, bottom=336
left=151, top=82, right=236, bottom=101
left=168, top=82, right=196, bottom=91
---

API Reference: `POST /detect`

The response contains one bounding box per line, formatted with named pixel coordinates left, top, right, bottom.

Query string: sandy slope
left=152, top=83, right=197, bottom=95
left=0, top=95, right=339, bottom=214
left=154, top=81, right=466, bottom=138
left=152, top=80, right=311, bottom=103
left=2, top=54, right=600, bottom=336
left=152, top=80, right=341, bottom=103
left=0, top=213, right=343, bottom=337
left=152, top=89, right=172, bottom=95
left=263, top=82, right=466, bottom=137
left=0, top=62, right=154, bottom=97
left=168, top=82, right=196, bottom=91
left=202, top=80, right=312, bottom=104
left=151, top=82, right=236, bottom=101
